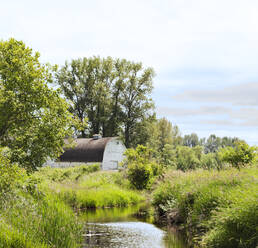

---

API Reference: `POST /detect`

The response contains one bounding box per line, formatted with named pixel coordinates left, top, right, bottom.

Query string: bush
left=122, top=145, right=158, bottom=189
left=0, top=147, right=26, bottom=194
left=218, top=141, right=257, bottom=170
left=200, top=153, right=219, bottom=170
left=127, top=161, right=153, bottom=190
left=175, top=146, right=201, bottom=171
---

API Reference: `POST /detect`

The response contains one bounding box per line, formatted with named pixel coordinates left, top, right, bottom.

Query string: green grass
left=0, top=190, right=83, bottom=248
left=152, top=166, right=258, bottom=247
left=0, top=164, right=103, bottom=248
left=0, top=164, right=144, bottom=247
left=42, top=170, right=144, bottom=209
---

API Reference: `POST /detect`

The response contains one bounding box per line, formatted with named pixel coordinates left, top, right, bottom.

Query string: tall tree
left=0, top=38, right=72, bottom=171
left=120, top=62, right=155, bottom=147
left=56, top=57, right=155, bottom=147
left=183, top=133, right=199, bottom=147
left=204, top=134, right=221, bottom=153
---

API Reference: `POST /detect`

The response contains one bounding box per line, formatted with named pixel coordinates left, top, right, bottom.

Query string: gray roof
left=59, top=137, right=114, bottom=163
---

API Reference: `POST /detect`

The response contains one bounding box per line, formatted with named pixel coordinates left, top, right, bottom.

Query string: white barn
left=48, top=136, right=126, bottom=170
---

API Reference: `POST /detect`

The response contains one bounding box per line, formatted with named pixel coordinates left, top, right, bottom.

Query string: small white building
left=49, top=136, right=126, bottom=170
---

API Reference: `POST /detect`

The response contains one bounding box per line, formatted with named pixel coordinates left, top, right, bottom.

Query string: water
left=81, top=205, right=188, bottom=248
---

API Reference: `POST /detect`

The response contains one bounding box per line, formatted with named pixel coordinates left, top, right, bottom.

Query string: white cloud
left=173, top=82, right=258, bottom=106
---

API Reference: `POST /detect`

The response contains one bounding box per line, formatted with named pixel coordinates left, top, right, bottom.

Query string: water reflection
left=83, top=222, right=165, bottom=248
left=81, top=206, right=188, bottom=248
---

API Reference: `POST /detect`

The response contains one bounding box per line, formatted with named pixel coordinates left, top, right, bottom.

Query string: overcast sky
left=1, top=0, right=258, bottom=144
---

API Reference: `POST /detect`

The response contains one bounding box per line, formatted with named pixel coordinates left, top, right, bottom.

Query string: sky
left=1, top=0, right=258, bottom=144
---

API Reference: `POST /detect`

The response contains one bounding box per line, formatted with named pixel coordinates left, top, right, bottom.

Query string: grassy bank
left=0, top=148, right=84, bottom=248
left=0, top=180, right=83, bottom=248
left=0, top=164, right=144, bottom=248
left=35, top=165, right=144, bottom=209
left=152, top=167, right=258, bottom=247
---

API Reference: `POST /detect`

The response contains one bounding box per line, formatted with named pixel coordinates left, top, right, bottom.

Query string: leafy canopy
left=219, top=141, right=257, bottom=170
left=56, top=57, right=155, bottom=147
left=0, top=38, right=72, bottom=171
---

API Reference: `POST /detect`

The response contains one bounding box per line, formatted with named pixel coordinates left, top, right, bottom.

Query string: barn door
left=110, top=160, right=118, bottom=170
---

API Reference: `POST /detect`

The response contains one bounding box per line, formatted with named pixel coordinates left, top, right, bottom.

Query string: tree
left=218, top=141, right=256, bottom=170
left=56, top=57, right=111, bottom=137
left=128, top=114, right=156, bottom=148
left=56, top=57, right=155, bottom=147
left=0, top=39, right=72, bottom=171
left=200, top=152, right=219, bottom=170
left=175, top=145, right=202, bottom=171
left=183, top=133, right=199, bottom=147
left=111, top=61, right=154, bottom=147
left=204, top=134, right=221, bottom=153
left=147, top=118, right=182, bottom=151
left=160, top=144, right=177, bottom=167
left=145, top=118, right=182, bottom=164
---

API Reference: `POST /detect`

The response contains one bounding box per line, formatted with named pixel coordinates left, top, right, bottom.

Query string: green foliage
left=152, top=167, right=258, bottom=247
left=0, top=221, right=46, bottom=248
left=219, top=141, right=256, bottom=170
left=183, top=133, right=199, bottom=147
left=204, top=134, right=241, bottom=153
left=59, top=184, right=142, bottom=209
left=127, top=162, right=154, bottom=190
left=123, top=145, right=160, bottom=189
left=56, top=57, right=155, bottom=147
left=0, top=147, right=26, bottom=195
left=147, top=118, right=182, bottom=159
left=200, top=152, right=219, bottom=170
left=175, top=145, right=202, bottom=171
left=0, top=38, right=72, bottom=171
left=160, top=144, right=177, bottom=168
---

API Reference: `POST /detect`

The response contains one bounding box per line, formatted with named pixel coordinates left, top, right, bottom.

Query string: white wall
left=43, top=161, right=99, bottom=168
left=102, top=139, right=126, bottom=170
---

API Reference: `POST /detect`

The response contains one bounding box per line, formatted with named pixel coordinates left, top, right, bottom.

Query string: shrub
left=175, top=146, right=201, bottom=171
left=0, top=147, right=26, bottom=195
left=123, top=145, right=157, bottom=189
left=127, top=161, right=153, bottom=190
left=218, top=141, right=257, bottom=170
left=200, top=153, right=219, bottom=170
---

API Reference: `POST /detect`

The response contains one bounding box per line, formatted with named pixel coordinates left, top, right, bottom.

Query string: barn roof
left=59, top=137, right=115, bottom=163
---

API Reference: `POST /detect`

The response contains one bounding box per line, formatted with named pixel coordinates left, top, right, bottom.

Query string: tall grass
left=44, top=170, right=144, bottom=209
left=152, top=167, right=258, bottom=247
left=0, top=163, right=101, bottom=248
left=0, top=164, right=144, bottom=247
left=0, top=190, right=83, bottom=248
